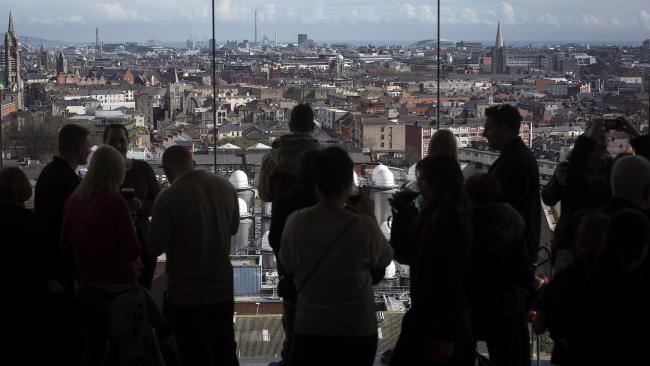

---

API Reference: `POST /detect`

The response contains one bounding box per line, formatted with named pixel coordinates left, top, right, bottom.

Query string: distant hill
left=19, top=36, right=76, bottom=48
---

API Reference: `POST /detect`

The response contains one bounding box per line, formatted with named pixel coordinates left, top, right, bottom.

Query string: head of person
left=74, top=145, right=125, bottom=200
left=611, top=155, right=650, bottom=210
left=289, top=104, right=315, bottom=135
left=0, top=167, right=32, bottom=208
left=313, top=147, right=353, bottom=203
left=586, top=120, right=610, bottom=171
left=575, top=214, right=610, bottom=269
left=58, top=123, right=91, bottom=166
left=428, top=129, right=458, bottom=161
left=600, top=209, right=650, bottom=274
left=465, top=173, right=501, bottom=206
left=161, top=145, right=195, bottom=184
left=416, top=155, right=468, bottom=214
left=103, top=124, right=129, bottom=158
left=483, top=104, right=522, bottom=151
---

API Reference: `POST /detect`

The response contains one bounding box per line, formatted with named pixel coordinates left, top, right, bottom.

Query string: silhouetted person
left=483, top=104, right=541, bottom=263
left=466, top=173, right=534, bottom=366
left=60, top=146, right=142, bottom=366
left=0, top=167, right=56, bottom=364
left=34, top=123, right=91, bottom=364
left=544, top=120, right=612, bottom=271
left=147, top=146, right=240, bottom=366
left=280, top=147, right=393, bottom=366
left=258, top=103, right=320, bottom=204
left=534, top=214, right=610, bottom=366
left=390, top=156, right=473, bottom=366
left=103, top=124, right=160, bottom=289
left=35, top=123, right=91, bottom=300
left=268, top=150, right=319, bottom=366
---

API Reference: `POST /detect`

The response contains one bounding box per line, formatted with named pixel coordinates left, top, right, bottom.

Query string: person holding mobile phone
left=104, top=124, right=160, bottom=290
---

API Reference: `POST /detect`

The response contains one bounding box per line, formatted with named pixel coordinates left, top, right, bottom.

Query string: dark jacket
left=543, top=135, right=612, bottom=258
left=391, top=205, right=472, bottom=341
left=34, top=156, right=81, bottom=296
left=257, top=134, right=319, bottom=203
left=630, top=134, right=650, bottom=161
left=489, top=137, right=541, bottom=260
left=469, top=203, right=535, bottom=334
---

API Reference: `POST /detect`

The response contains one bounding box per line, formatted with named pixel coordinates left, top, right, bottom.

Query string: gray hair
left=611, top=155, right=650, bottom=205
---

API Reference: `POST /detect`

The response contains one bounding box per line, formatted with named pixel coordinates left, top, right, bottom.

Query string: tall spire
left=496, top=22, right=504, bottom=49
left=8, top=10, right=14, bottom=34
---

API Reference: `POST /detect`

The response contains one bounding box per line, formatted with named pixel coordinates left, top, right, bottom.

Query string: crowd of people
left=1, top=102, right=649, bottom=366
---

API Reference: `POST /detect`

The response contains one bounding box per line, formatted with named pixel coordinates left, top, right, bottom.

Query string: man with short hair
left=258, top=103, right=320, bottom=203
left=147, top=145, right=240, bottom=366
left=483, top=104, right=540, bottom=366
left=609, top=155, right=650, bottom=211
left=34, top=123, right=91, bottom=364
left=35, top=123, right=92, bottom=298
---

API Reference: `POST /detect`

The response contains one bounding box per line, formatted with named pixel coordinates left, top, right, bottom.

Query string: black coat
left=489, top=137, right=541, bottom=261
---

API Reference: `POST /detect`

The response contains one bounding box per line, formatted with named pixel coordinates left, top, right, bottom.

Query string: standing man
left=258, top=103, right=320, bottom=203
left=259, top=103, right=319, bottom=366
left=147, top=146, right=240, bottom=366
left=482, top=104, right=541, bottom=366
left=34, top=123, right=91, bottom=364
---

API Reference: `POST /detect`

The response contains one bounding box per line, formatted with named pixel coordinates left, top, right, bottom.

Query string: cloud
left=501, top=2, right=515, bottom=23
left=29, top=15, right=85, bottom=25
left=401, top=3, right=494, bottom=25
left=641, top=10, right=650, bottom=31
left=538, top=12, right=562, bottom=27
left=95, top=3, right=150, bottom=22
left=349, top=8, right=382, bottom=23
left=258, top=4, right=276, bottom=22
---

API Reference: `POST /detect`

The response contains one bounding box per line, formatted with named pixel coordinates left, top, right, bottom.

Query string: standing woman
left=103, top=124, right=160, bottom=289
left=61, top=145, right=142, bottom=366
left=390, top=155, right=474, bottom=366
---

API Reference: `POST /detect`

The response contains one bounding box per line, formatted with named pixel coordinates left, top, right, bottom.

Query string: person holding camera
left=389, top=156, right=474, bottom=366
left=544, top=119, right=614, bottom=271
left=103, top=124, right=160, bottom=290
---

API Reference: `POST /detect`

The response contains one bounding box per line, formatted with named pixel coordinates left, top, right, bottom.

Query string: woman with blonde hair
left=428, top=129, right=458, bottom=161
left=61, top=145, right=141, bottom=366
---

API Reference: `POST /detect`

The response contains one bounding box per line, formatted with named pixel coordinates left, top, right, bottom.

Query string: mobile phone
left=604, top=119, right=622, bottom=131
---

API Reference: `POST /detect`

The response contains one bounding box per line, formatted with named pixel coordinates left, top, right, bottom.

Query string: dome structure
left=407, top=164, right=417, bottom=183
left=237, top=198, right=250, bottom=217
left=229, top=170, right=250, bottom=190
left=353, top=170, right=359, bottom=187
left=372, top=165, right=395, bottom=189
left=261, top=231, right=272, bottom=251
left=380, top=221, right=391, bottom=240
left=385, top=261, right=397, bottom=279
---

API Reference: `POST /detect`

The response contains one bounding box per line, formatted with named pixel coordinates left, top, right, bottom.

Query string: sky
left=1, top=0, right=650, bottom=43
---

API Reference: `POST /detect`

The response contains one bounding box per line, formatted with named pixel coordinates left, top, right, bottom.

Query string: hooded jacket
left=257, top=134, right=320, bottom=202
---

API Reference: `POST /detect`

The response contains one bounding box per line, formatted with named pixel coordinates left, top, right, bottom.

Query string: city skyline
left=0, top=0, right=650, bottom=43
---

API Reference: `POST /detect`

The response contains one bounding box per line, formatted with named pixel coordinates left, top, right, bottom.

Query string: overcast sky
left=1, top=0, right=650, bottom=43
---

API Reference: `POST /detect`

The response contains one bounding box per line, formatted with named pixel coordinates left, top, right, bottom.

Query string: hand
left=432, top=339, right=454, bottom=363
left=128, top=198, right=143, bottom=212
left=585, top=120, right=605, bottom=141
left=553, top=165, right=567, bottom=186
left=616, top=117, right=640, bottom=137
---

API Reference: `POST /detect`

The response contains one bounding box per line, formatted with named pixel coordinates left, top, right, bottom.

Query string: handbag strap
left=296, top=216, right=358, bottom=294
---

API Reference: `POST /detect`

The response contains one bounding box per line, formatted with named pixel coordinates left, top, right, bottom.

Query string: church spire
left=496, top=21, right=504, bottom=49
left=8, top=10, right=14, bottom=34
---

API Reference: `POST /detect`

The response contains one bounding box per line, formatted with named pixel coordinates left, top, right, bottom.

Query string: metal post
left=212, top=0, right=218, bottom=173
left=436, top=0, right=441, bottom=130
left=0, top=108, right=3, bottom=167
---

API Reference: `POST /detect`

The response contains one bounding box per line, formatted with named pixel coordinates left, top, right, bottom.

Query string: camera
left=604, top=119, right=623, bottom=131
left=121, top=188, right=135, bottom=201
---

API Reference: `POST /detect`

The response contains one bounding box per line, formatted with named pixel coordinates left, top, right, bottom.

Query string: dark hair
left=599, top=209, right=650, bottom=273
left=416, top=155, right=468, bottom=214
left=0, top=167, right=32, bottom=206
left=102, top=123, right=129, bottom=143
left=466, top=173, right=501, bottom=205
left=289, top=104, right=315, bottom=134
left=485, top=104, right=522, bottom=134
left=58, top=123, right=90, bottom=157
left=162, top=145, right=193, bottom=168
left=314, top=147, right=353, bottom=197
